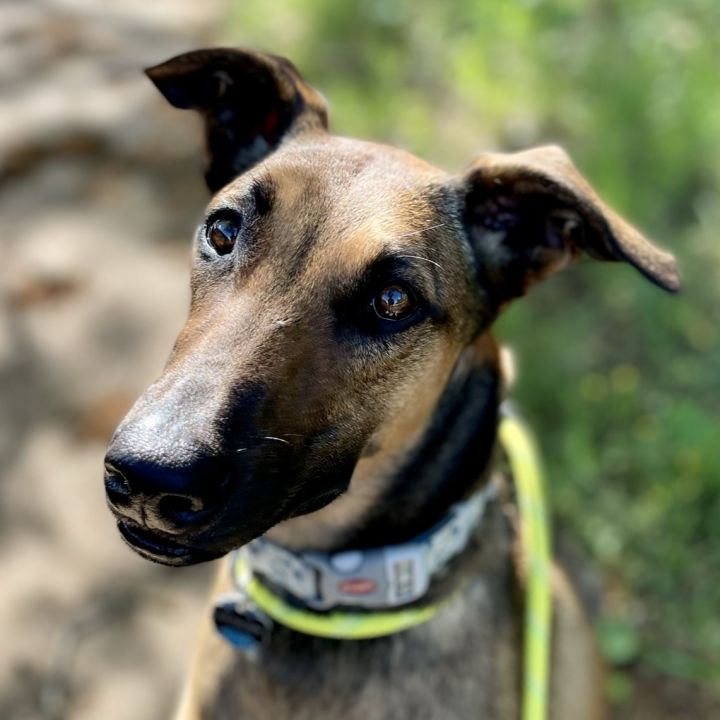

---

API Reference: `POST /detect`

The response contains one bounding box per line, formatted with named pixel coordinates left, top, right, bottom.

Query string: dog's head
left=104, top=49, right=679, bottom=565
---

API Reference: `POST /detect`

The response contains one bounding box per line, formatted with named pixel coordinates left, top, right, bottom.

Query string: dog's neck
left=266, top=333, right=501, bottom=552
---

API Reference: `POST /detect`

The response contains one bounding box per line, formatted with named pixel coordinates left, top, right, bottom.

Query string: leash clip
left=213, top=590, right=274, bottom=652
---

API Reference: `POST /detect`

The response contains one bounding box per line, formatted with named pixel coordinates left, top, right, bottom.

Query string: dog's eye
left=206, top=215, right=241, bottom=255
left=372, top=284, right=416, bottom=321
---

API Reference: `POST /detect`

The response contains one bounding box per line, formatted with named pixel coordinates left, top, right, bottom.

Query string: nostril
left=105, top=463, right=132, bottom=504
left=157, top=493, right=206, bottom=523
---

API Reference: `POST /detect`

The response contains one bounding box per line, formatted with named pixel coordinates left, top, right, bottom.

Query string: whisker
left=396, top=254, right=444, bottom=270
left=395, top=222, right=447, bottom=239
left=262, top=436, right=291, bottom=446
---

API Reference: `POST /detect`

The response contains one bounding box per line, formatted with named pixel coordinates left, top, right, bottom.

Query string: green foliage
left=226, top=0, right=719, bottom=702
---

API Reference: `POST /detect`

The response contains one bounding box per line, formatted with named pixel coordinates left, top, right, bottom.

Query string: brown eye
left=373, top=284, right=415, bottom=321
left=207, top=216, right=241, bottom=255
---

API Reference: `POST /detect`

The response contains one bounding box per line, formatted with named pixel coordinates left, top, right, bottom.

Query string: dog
left=103, top=48, right=679, bottom=720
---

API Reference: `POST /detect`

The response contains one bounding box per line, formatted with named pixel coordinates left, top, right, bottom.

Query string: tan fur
left=174, top=521, right=606, bottom=720
left=172, top=336, right=603, bottom=720
left=108, top=48, right=679, bottom=720
left=268, top=331, right=461, bottom=551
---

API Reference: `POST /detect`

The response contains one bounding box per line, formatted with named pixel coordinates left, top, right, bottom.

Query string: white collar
left=235, top=479, right=497, bottom=612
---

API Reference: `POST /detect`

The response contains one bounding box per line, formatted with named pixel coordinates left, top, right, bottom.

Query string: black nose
left=104, top=445, right=228, bottom=534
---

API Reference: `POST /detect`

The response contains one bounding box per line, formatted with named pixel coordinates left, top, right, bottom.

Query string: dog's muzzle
left=103, top=422, right=233, bottom=564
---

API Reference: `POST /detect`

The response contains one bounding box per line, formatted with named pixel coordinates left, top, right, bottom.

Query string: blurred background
left=1, top=0, right=717, bottom=718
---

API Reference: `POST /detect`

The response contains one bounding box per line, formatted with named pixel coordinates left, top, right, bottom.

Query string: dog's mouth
left=108, top=445, right=358, bottom=567
left=117, top=520, right=220, bottom=566
left=288, top=485, right=347, bottom=518
left=114, top=480, right=350, bottom=566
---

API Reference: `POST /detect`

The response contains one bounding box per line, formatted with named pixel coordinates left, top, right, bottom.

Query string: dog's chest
left=211, top=516, right=522, bottom=720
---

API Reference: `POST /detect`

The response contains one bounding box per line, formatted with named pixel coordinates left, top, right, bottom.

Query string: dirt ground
left=0, top=3, right=221, bottom=718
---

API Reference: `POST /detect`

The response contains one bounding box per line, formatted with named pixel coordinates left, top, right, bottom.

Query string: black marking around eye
left=208, top=217, right=240, bottom=255
left=250, top=178, right=275, bottom=216
left=201, top=208, right=244, bottom=259
left=199, top=180, right=276, bottom=262
left=332, top=255, right=443, bottom=341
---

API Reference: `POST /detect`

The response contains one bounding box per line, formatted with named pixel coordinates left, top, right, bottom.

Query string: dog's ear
left=145, top=48, right=328, bottom=192
left=459, top=145, right=680, bottom=305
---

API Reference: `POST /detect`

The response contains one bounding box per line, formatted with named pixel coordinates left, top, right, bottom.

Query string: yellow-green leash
left=233, top=414, right=552, bottom=719
left=500, top=414, right=552, bottom=720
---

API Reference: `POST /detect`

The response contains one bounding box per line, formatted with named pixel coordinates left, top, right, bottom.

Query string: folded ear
left=459, top=145, right=680, bottom=304
left=145, top=48, right=328, bottom=192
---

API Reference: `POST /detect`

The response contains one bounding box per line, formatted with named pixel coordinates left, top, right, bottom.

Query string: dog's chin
left=117, top=521, right=225, bottom=566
